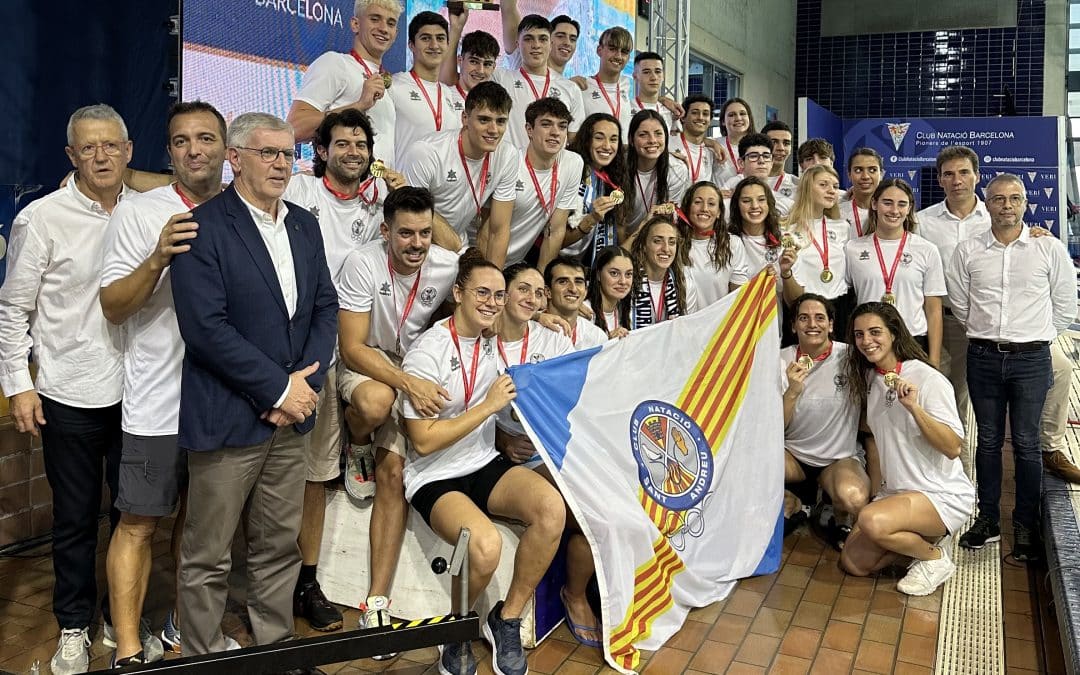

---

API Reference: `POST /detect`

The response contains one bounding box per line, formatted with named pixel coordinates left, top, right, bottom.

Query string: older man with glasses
left=169, top=112, right=338, bottom=665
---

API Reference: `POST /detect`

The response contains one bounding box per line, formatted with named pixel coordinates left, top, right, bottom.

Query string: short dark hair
left=797, top=138, right=835, bottom=163
left=517, top=14, right=551, bottom=34
left=760, top=120, right=792, bottom=135
left=461, top=30, right=500, bottom=60
left=634, top=51, right=663, bottom=66
left=551, top=15, right=580, bottom=34
left=465, top=81, right=512, bottom=115
left=525, top=97, right=572, bottom=127
left=681, top=94, right=714, bottom=116
left=738, top=133, right=772, bottom=157
left=935, top=145, right=979, bottom=174
left=791, top=293, right=835, bottom=322
left=312, top=108, right=375, bottom=178
left=384, top=186, right=435, bottom=225
left=408, top=11, right=447, bottom=43
left=543, top=255, right=585, bottom=288
left=167, top=100, right=226, bottom=141
left=847, top=147, right=883, bottom=171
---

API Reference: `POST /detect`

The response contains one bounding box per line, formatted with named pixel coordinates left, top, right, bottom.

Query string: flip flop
left=560, top=586, right=602, bottom=648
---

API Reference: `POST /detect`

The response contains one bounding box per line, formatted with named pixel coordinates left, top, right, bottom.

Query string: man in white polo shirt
left=402, top=81, right=517, bottom=266
left=576, top=27, right=633, bottom=138
left=499, top=1, right=580, bottom=75
left=630, top=52, right=680, bottom=132
left=336, top=186, right=459, bottom=654
left=762, top=120, right=798, bottom=199
left=919, top=146, right=1079, bottom=485
left=506, top=98, right=583, bottom=269
left=0, top=104, right=130, bottom=675
left=287, top=0, right=401, bottom=167
left=491, top=15, right=584, bottom=151
left=947, top=173, right=1077, bottom=562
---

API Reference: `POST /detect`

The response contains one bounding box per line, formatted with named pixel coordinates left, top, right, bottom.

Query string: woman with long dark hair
left=628, top=215, right=697, bottom=328
left=585, top=245, right=634, bottom=338
left=728, top=176, right=784, bottom=278
left=676, top=180, right=750, bottom=306
left=624, top=109, right=689, bottom=243
left=714, top=97, right=756, bottom=183
left=562, top=113, right=631, bottom=268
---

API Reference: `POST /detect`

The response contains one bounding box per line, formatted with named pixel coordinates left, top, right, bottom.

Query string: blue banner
left=798, top=97, right=844, bottom=177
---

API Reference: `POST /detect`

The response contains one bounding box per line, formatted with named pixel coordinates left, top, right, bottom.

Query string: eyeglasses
left=464, top=287, right=508, bottom=305
left=742, top=152, right=773, bottom=163
left=236, top=146, right=296, bottom=163
left=73, top=142, right=125, bottom=159
left=987, top=194, right=1025, bottom=207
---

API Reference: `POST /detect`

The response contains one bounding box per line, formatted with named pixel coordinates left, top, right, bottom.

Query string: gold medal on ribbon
left=797, top=355, right=814, bottom=372
left=819, top=269, right=833, bottom=283
left=369, top=159, right=388, bottom=178
left=609, top=189, right=624, bottom=205
left=380, top=73, right=393, bottom=89
left=883, top=372, right=899, bottom=389
left=882, top=292, right=896, bottom=305
left=781, top=233, right=797, bottom=250
left=656, top=202, right=675, bottom=215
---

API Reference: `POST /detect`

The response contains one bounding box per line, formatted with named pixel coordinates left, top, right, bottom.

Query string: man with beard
left=544, top=256, right=607, bottom=349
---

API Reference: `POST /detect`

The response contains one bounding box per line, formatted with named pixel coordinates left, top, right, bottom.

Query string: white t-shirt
left=402, top=321, right=501, bottom=500
left=713, top=137, right=740, bottom=185
left=839, top=199, right=870, bottom=239
left=844, top=233, right=946, bottom=336
left=283, top=173, right=385, bottom=284
left=491, top=67, right=584, bottom=151
left=771, top=172, right=798, bottom=201
left=389, top=71, right=463, bottom=168
left=294, top=51, right=397, bottom=169
left=572, top=314, right=608, bottom=349
left=495, top=321, right=573, bottom=437
left=740, top=233, right=782, bottom=277
left=100, top=185, right=187, bottom=435
left=723, top=174, right=794, bottom=216
left=629, top=97, right=675, bottom=134
left=445, top=83, right=468, bottom=117
left=628, top=163, right=691, bottom=232
left=336, top=240, right=459, bottom=355
left=784, top=218, right=851, bottom=299
left=401, top=129, right=518, bottom=241
left=506, top=149, right=585, bottom=264
left=780, top=343, right=859, bottom=467
left=687, top=236, right=752, bottom=307
left=866, top=359, right=974, bottom=507
left=668, top=133, right=716, bottom=186
left=581, top=76, right=633, bottom=140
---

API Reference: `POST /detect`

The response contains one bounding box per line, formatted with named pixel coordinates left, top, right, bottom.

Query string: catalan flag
left=509, top=271, right=784, bottom=673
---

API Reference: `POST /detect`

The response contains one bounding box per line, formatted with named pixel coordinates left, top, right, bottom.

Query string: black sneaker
left=958, top=515, right=1001, bottom=550
left=293, top=580, right=343, bottom=632
left=1012, top=522, right=1042, bottom=562
left=111, top=650, right=146, bottom=669
left=438, top=641, right=477, bottom=675
left=482, top=601, right=527, bottom=675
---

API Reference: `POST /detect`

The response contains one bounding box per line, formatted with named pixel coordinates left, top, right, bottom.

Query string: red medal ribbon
left=410, top=70, right=443, bottom=131
left=593, top=170, right=620, bottom=192
left=593, top=75, right=621, bottom=119
left=773, top=173, right=784, bottom=191
left=874, top=360, right=903, bottom=378
left=604, top=310, right=619, bottom=332
left=635, top=171, right=656, bottom=213
left=322, top=175, right=378, bottom=205
left=519, top=67, right=550, bottom=100
left=796, top=342, right=833, bottom=364
left=873, top=230, right=908, bottom=296
left=525, top=155, right=559, bottom=217
left=349, top=50, right=385, bottom=79
left=851, top=203, right=863, bottom=237
left=388, top=252, right=423, bottom=351
left=455, top=83, right=467, bottom=100
left=448, top=316, right=482, bottom=410
left=458, top=134, right=491, bottom=221
left=725, top=136, right=742, bottom=174
left=497, top=324, right=530, bottom=367
left=680, top=134, right=705, bottom=182
left=649, top=274, right=668, bottom=321
left=809, top=216, right=831, bottom=276
left=634, top=96, right=652, bottom=112
left=173, top=183, right=196, bottom=210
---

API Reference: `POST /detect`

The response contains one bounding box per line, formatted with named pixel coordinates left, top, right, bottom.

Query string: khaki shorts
left=336, top=351, right=408, bottom=458
left=306, top=366, right=345, bottom=482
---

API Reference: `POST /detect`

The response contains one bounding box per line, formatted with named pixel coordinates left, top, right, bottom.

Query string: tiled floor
left=0, top=444, right=1059, bottom=674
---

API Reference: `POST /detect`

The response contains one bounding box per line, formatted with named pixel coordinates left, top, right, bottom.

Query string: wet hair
left=517, top=14, right=551, bottom=34
left=676, top=181, right=731, bottom=270
left=719, top=97, right=755, bottom=138
left=312, top=108, right=375, bottom=178
left=587, top=246, right=633, bottom=331
left=543, top=255, right=585, bottom=288
left=525, top=97, right=572, bottom=127
left=935, top=145, right=979, bottom=174
left=455, top=247, right=501, bottom=288
left=760, top=120, right=792, bottom=135
left=465, top=81, right=512, bottom=115
left=626, top=109, right=673, bottom=212
left=167, top=101, right=226, bottom=142
left=502, top=261, right=539, bottom=286
left=567, top=113, right=631, bottom=224
left=408, top=11, right=447, bottom=43
left=461, top=30, right=499, bottom=60
left=865, top=179, right=917, bottom=235
left=797, top=138, right=835, bottom=164
left=727, top=176, right=782, bottom=245
left=383, top=186, right=434, bottom=226
left=847, top=146, right=884, bottom=172
left=630, top=215, right=688, bottom=315
left=791, top=293, right=835, bottom=322
left=844, top=301, right=930, bottom=407
left=783, top=164, right=841, bottom=229
left=738, top=132, right=773, bottom=158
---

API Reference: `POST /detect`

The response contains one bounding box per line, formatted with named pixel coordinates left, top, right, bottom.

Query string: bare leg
left=368, top=450, right=407, bottom=597
left=818, top=457, right=871, bottom=517
left=106, top=513, right=159, bottom=658
left=841, top=492, right=947, bottom=575
left=429, top=493, right=504, bottom=608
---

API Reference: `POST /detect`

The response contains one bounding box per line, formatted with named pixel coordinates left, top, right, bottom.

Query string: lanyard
left=457, top=134, right=491, bottom=221
left=873, top=231, right=908, bottom=295
left=322, top=175, right=378, bottom=205
left=604, top=310, right=619, bottom=332
left=635, top=171, right=657, bottom=213
left=680, top=134, right=704, bottom=182
left=649, top=273, right=668, bottom=321
left=809, top=217, right=830, bottom=274
left=594, top=169, right=620, bottom=192
left=519, top=67, right=550, bottom=100
left=875, top=360, right=903, bottom=390
left=448, top=316, right=482, bottom=410
left=526, top=155, right=559, bottom=217
left=174, top=183, right=196, bottom=210
left=498, top=324, right=530, bottom=367
left=795, top=343, right=832, bottom=365
left=349, top=50, right=386, bottom=81
left=409, top=70, right=443, bottom=131
left=593, top=76, right=621, bottom=119
left=773, top=173, right=784, bottom=191
left=851, top=204, right=863, bottom=237
left=725, top=136, right=742, bottom=174
left=388, top=252, right=422, bottom=353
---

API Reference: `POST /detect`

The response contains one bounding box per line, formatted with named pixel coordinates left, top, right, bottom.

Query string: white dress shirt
left=0, top=179, right=127, bottom=407
left=945, top=225, right=1077, bottom=342
left=915, top=199, right=991, bottom=294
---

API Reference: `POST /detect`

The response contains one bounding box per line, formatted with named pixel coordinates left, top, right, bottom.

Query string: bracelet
left=780, top=271, right=792, bottom=279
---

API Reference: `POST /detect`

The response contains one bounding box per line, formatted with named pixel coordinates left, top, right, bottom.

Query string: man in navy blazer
left=170, top=112, right=338, bottom=659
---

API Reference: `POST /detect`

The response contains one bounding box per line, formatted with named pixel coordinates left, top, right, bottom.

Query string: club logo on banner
left=885, top=122, right=911, bottom=151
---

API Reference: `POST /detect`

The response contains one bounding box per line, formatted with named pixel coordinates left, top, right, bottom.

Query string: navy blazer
left=170, top=184, right=338, bottom=451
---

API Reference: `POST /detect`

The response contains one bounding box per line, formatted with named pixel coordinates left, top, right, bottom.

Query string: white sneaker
left=51, top=627, right=90, bottom=675
left=359, top=595, right=397, bottom=660
left=897, top=549, right=956, bottom=596
left=344, top=443, right=376, bottom=500
left=103, top=617, right=164, bottom=662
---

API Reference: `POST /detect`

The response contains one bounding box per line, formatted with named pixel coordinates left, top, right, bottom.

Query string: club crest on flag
left=630, top=400, right=713, bottom=512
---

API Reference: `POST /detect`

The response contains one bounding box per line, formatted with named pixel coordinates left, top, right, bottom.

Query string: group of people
left=2, top=1, right=1077, bottom=674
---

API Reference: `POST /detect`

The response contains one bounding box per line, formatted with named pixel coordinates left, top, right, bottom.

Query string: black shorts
left=788, top=456, right=827, bottom=507
left=115, top=433, right=188, bottom=517
left=410, top=455, right=517, bottom=527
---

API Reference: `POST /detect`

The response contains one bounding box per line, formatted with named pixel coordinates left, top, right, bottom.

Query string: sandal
left=560, top=587, right=602, bottom=648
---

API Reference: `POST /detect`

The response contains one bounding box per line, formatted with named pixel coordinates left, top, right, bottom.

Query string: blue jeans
left=967, top=342, right=1052, bottom=529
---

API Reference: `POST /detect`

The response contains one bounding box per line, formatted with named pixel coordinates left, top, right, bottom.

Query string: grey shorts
left=115, top=433, right=188, bottom=517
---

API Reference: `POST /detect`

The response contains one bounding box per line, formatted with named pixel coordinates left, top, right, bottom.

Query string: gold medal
left=380, top=73, right=393, bottom=89
left=781, top=233, right=797, bottom=250
left=883, top=372, right=899, bottom=389
left=797, top=355, right=814, bottom=371
left=819, top=269, right=833, bottom=283
left=656, top=202, right=675, bottom=215
left=609, top=189, right=624, bottom=205
left=369, top=159, right=388, bottom=178
left=882, top=292, right=896, bottom=305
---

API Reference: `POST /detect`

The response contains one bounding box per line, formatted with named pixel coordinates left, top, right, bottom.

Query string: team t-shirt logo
left=447, top=169, right=458, bottom=182
left=833, top=373, right=848, bottom=392
left=409, top=90, right=421, bottom=101
left=450, top=354, right=460, bottom=371
left=530, top=353, right=545, bottom=364
left=351, top=220, right=367, bottom=242
left=765, top=247, right=779, bottom=263
left=901, top=253, right=912, bottom=265
left=514, top=80, right=524, bottom=89
left=591, top=90, right=601, bottom=100
left=308, top=205, right=321, bottom=220
left=420, top=286, right=438, bottom=306
left=781, top=187, right=793, bottom=198
left=452, top=101, right=464, bottom=111
left=483, top=339, right=494, bottom=356
left=515, top=180, right=525, bottom=192
left=859, top=250, right=870, bottom=261
left=827, top=230, right=837, bottom=242
left=379, top=282, right=391, bottom=296
left=550, top=88, right=562, bottom=99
